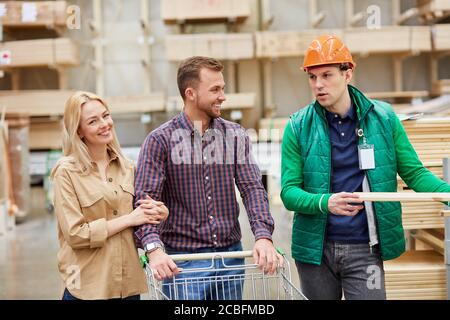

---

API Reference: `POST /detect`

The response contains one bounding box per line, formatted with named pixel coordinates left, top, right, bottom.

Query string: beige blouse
left=53, top=152, right=147, bottom=299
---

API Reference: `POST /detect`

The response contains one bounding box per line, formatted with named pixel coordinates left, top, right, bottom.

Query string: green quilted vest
left=290, top=85, right=405, bottom=265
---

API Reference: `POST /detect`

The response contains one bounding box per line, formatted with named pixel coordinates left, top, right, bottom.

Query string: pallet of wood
left=255, top=29, right=343, bottom=59
left=0, top=90, right=166, bottom=116
left=166, top=93, right=255, bottom=112
left=161, top=0, right=250, bottom=24
left=384, top=250, right=446, bottom=300
left=165, top=33, right=254, bottom=61
left=344, top=26, right=431, bottom=54
left=432, top=24, right=450, bottom=50
left=0, top=1, right=68, bottom=28
left=0, top=38, right=79, bottom=68
left=254, top=26, right=431, bottom=58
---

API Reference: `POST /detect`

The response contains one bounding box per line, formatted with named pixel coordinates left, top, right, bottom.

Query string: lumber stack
left=165, top=33, right=254, bottom=61
left=0, top=38, right=79, bottom=68
left=255, top=26, right=431, bottom=58
left=398, top=118, right=450, bottom=230
left=384, top=250, right=446, bottom=300
left=0, top=1, right=68, bottom=28
left=161, top=0, right=250, bottom=24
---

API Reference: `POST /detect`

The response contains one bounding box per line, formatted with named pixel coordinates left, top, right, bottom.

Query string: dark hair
left=177, top=56, right=224, bottom=100
left=339, top=63, right=352, bottom=71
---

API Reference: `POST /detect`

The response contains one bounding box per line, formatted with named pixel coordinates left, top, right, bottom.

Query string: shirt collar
left=326, top=102, right=356, bottom=121
left=179, top=111, right=217, bottom=134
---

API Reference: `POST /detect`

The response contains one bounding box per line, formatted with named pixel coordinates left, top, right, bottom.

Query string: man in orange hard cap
left=280, top=35, right=450, bottom=300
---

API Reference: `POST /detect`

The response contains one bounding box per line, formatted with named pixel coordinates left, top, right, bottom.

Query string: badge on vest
left=356, top=128, right=375, bottom=170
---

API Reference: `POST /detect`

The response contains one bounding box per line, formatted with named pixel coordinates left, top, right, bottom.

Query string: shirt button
left=209, top=215, right=214, bottom=220
left=338, top=121, right=342, bottom=124
left=205, top=176, right=209, bottom=180
left=341, top=132, right=345, bottom=137
left=334, top=114, right=338, bottom=118
left=113, top=210, right=118, bottom=215
left=203, top=156, right=207, bottom=160
left=207, top=196, right=211, bottom=200
left=213, top=241, right=218, bottom=246
left=108, top=178, right=113, bottom=182
left=213, top=234, right=217, bottom=238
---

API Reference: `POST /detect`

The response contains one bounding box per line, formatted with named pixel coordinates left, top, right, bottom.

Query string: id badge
left=358, top=143, right=375, bottom=170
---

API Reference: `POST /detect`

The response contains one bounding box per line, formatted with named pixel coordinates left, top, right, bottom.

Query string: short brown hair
left=177, top=56, right=224, bottom=100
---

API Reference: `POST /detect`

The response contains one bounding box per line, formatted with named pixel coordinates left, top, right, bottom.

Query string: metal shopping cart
left=140, top=248, right=307, bottom=300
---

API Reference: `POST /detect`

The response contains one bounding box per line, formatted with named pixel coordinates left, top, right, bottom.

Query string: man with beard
left=134, top=56, right=282, bottom=300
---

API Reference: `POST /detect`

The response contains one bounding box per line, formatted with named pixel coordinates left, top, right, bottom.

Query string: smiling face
left=77, top=100, right=114, bottom=150
left=307, top=64, right=352, bottom=111
left=188, top=67, right=226, bottom=120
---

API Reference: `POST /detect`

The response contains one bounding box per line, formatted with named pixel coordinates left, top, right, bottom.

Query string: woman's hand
left=128, top=195, right=169, bottom=227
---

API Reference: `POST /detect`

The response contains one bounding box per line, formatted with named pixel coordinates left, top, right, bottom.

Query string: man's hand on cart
left=252, top=239, right=284, bottom=275
left=147, top=249, right=181, bottom=281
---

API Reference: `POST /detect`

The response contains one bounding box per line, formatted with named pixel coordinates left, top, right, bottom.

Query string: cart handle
left=140, top=247, right=286, bottom=267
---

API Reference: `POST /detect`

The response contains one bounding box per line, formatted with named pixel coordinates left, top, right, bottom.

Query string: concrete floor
left=0, top=186, right=299, bottom=300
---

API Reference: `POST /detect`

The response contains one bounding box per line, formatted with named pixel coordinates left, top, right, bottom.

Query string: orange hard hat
left=302, top=35, right=355, bottom=71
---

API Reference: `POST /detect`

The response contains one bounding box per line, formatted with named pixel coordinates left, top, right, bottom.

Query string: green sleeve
left=280, top=120, right=332, bottom=215
left=394, top=115, right=450, bottom=195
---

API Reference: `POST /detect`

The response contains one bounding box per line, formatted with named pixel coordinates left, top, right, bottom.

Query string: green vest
left=289, top=85, right=404, bottom=264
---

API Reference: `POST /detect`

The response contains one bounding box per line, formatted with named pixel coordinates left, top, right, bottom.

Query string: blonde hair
left=53, top=91, right=127, bottom=177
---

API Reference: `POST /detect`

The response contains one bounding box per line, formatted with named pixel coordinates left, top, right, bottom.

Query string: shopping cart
left=140, top=248, right=307, bottom=300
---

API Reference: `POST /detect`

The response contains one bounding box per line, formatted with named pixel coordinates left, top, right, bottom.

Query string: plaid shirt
left=134, top=112, right=274, bottom=251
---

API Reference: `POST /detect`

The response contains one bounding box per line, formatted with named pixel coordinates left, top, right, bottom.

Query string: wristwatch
left=144, top=242, right=164, bottom=254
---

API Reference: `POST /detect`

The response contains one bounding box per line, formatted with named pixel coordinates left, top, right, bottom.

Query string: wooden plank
left=0, top=90, right=166, bottom=116
left=0, top=38, right=79, bottom=68
left=412, top=229, right=445, bottom=255
left=432, top=24, right=450, bottom=50
left=343, top=26, right=431, bottom=54
left=0, top=1, right=68, bottom=28
left=354, top=192, right=450, bottom=202
left=166, top=93, right=255, bottom=112
left=255, top=30, right=343, bottom=59
left=165, top=33, right=254, bottom=61
left=365, top=91, right=429, bottom=99
left=161, top=0, right=250, bottom=24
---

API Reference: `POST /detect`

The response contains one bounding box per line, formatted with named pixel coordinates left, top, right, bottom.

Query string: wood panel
left=161, top=0, right=250, bottom=24
left=165, top=33, right=254, bottom=61
left=0, top=38, right=79, bottom=68
left=0, top=1, right=68, bottom=28
left=0, top=91, right=166, bottom=116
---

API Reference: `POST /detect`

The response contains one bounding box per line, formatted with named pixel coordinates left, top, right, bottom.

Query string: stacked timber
left=255, top=26, right=431, bottom=58
left=166, top=93, right=255, bottom=112
left=398, top=118, right=450, bottom=230
left=161, top=0, right=250, bottom=24
left=384, top=250, right=446, bottom=300
left=0, top=1, right=68, bottom=28
left=165, top=33, right=254, bottom=61
left=0, top=38, right=79, bottom=68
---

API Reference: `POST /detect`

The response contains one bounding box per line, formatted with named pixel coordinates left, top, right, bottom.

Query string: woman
left=51, top=91, right=168, bottom=300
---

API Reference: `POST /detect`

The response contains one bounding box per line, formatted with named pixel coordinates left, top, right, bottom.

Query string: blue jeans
left=162, top=242, right=245, bottom=300
left=295, top=241, right=386, bottom=300
left=62, top=289, right=140, bottom=300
